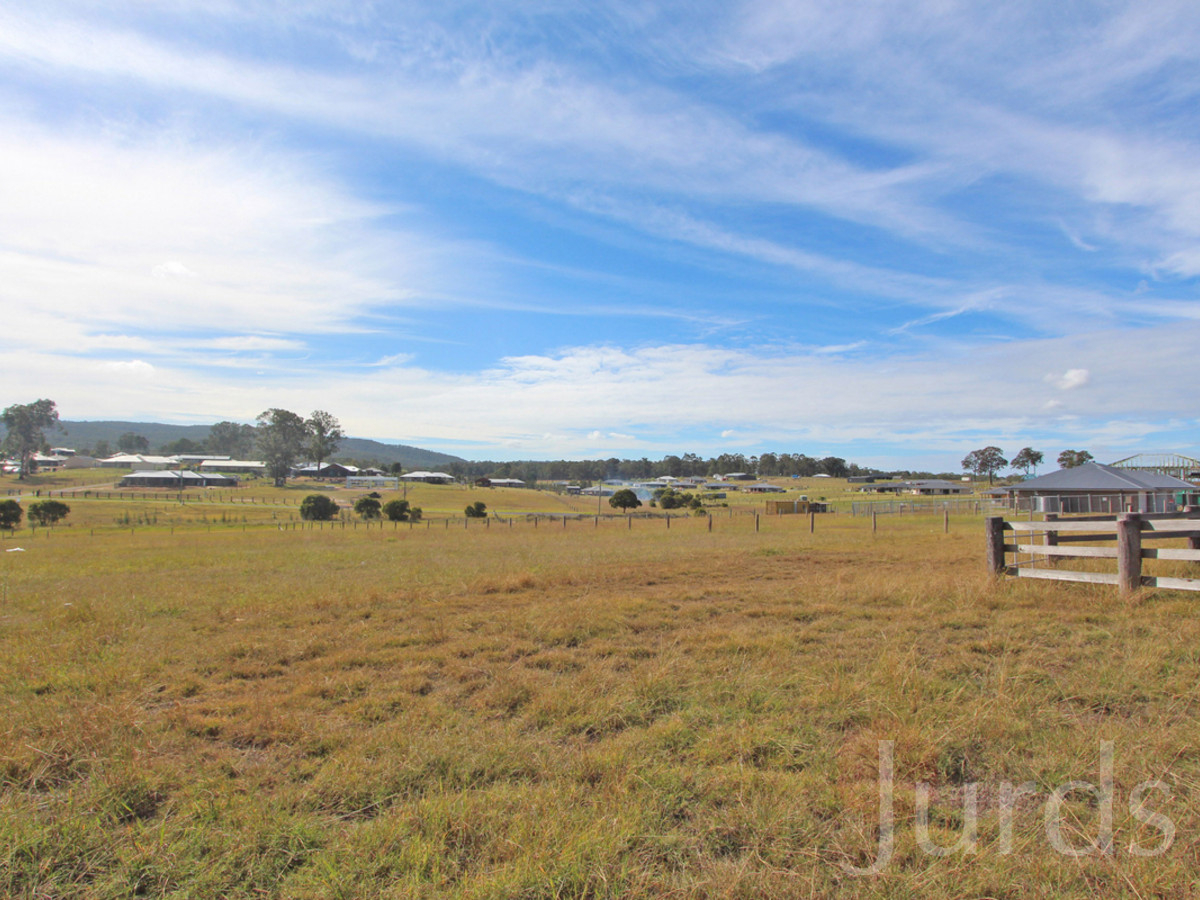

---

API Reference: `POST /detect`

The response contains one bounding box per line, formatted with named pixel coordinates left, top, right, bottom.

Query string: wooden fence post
left=1045, top=513, right=1058, bottom=546
left=944, top=507, right=949, bottom=534
left=810, top=510, right=815, bottom=533
left=1117, top=513, right=1142, bottom=594
left=985, top=516, right=1006, bottom=575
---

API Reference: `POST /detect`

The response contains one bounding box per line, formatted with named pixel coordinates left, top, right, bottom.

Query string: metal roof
left=1000, top=462, right=1194, bottom=493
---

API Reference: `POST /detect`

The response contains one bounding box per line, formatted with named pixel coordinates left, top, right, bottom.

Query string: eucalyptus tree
left=1, top=399, right=60, bottom=479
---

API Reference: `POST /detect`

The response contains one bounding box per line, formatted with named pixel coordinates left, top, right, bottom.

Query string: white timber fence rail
left=985, top=507, right=1200, bottom=594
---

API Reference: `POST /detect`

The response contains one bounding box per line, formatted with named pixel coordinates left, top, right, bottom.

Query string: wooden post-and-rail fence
left=986, top=508, right=1200, bottom=594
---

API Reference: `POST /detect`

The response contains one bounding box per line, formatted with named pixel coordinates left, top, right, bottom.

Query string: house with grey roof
left=993, top=462, right=1199, bottom=514
left=475, top=477, right=527, bottom=488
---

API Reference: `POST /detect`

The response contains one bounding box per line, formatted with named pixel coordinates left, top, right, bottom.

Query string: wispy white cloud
left=152, top=261, right=199, bottom=279
left=0, top=6, right=966, bottom=247
left=698, top=1, right=1200, bottom=281
left=0, top=116, right=472, bottom=355
left=14, top=323, right=1200, bottom=460
left=3, top=2, right=1197, bottom=339
left=198, top=336, right=307, bottom=352
left=99, top=359, right=155, bottom=376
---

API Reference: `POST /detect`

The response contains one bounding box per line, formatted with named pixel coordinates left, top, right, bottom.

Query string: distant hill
left=9, top=420, right=465, bottom=470
left=328, top=437, right=464, bottom=470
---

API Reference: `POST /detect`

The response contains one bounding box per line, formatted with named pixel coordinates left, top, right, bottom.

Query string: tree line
left=3, top=398, right=1099, bottom=490
left=443, top=453, right=871, bottom=485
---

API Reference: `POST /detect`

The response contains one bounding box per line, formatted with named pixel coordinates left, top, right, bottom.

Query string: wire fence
left=849, top=497, right=997, bottom=516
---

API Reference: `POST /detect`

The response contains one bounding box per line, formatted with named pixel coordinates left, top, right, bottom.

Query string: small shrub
left=0, top=499, right=22, bottom=530
left=465, top=501, right=488, bottom=518
left=383, top=499, right=412, bottom=521
left=28, top=500, right=70, bottom=527
left=300, top=494, right=339, bottom=521
left=354, top=497, right=382, bottom=520
left=654, top=488, right=695, bottom=510
left=382, top=499, right=405, bottom=521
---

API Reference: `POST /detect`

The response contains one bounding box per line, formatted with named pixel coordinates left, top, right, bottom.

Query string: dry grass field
left=2, top=486, right=1199, bottom=897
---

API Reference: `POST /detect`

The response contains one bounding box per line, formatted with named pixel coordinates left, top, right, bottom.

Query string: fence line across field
left=850, top=497, right=997, bottom=517
left=2, top=500, right=979, bottom=541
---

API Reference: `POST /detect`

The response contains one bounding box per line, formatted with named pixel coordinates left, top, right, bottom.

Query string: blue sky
left=1, top=1, right=1199, bottom=469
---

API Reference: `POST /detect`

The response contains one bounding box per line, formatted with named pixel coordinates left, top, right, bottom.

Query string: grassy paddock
left=1, top=512, right=1198, bottom=898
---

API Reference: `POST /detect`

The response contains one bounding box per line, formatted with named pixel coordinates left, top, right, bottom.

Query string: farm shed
left=99, top=454, right=179, bottom=470
left=400, top=471, right=455, bottom=484
left=200, top=459, right=266, bottom=475
left=346, top=476, right=400, bottom=489
left=906, top=479, right=972, bottom=495
left=31, top=454, right=68, bottom=470
left=119, top=470, right=238, bottom=488
left=475, top=478, right=527, bottom=488
left=293, top=462, right=360, bottom=479
left=993, top=462, right=1196, bottom=514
